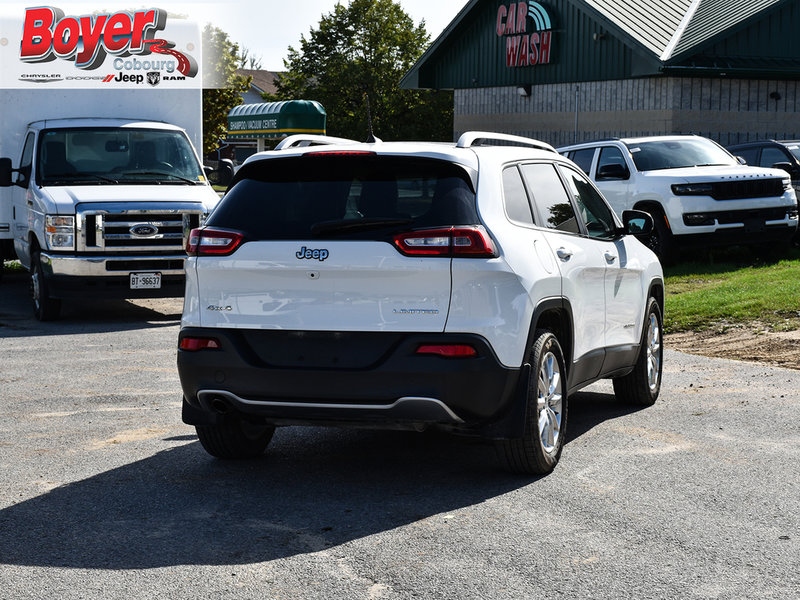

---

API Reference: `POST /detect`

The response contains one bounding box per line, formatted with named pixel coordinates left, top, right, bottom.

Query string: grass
left=663, top=246, right=800, bottom=333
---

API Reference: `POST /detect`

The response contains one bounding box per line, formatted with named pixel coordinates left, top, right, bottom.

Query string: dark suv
left=727, top=140, right=800, bottom=188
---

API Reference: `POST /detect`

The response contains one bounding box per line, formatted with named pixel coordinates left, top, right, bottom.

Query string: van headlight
left=45, top=215, right=75, bottom=250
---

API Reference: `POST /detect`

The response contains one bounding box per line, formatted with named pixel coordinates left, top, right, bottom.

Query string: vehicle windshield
left=783, top=143, right=800, bottom=162
left=37, top=127, right=206, bottom=185
left=624, top=138, right=738, bottom=171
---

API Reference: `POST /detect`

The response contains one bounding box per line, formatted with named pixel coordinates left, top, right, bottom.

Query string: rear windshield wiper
left=311, top=217, right=413, bottom=236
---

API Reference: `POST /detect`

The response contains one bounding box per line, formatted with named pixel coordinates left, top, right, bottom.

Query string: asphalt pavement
left=0, top=270, right=798, bottom=599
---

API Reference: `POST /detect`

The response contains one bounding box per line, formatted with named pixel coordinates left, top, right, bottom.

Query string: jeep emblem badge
left=130, top=224, right=159, bottom=237
left=296, top=246, right=329, bottom=261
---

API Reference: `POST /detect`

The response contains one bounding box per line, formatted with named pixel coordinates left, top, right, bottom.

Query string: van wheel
left=613, top=298, right=663, bottom=406
left=31, top=252, right=61, bottom=321
left=196, top=416, right=275, bottom=459
left=498, top=330, right=567, bottom=475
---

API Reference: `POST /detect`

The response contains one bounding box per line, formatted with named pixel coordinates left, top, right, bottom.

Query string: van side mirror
left=621, top=209, right=653, bottom=236
left=597, top=163, right=629, bottom=181
left=205, top=158, right=234, bottom=187
left=0, top=157, right=13, bottom=187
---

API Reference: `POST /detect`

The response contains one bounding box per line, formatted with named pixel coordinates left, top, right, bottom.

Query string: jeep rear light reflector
left=393, top=227, right=496, bottom=257
left=416, top=344, right=478, bottom=358
left=186, top=228, right=244, bottom=256
left=179, top=337, right=221, bottom=351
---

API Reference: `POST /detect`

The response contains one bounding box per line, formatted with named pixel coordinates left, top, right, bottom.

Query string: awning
left=226, top=100, right=326, bottom=139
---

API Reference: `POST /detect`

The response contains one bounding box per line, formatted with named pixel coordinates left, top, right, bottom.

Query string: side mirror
left=597, top=163, right=629, bottom=181
left=205, top=159, right=234, bottom=187
left=621, top=209, right=653, bottom=236
left=0, top=157, right=13, bottom=187
left=736, top=156, right=747, bottom=165
left=771, top=161, right=794, bottom=175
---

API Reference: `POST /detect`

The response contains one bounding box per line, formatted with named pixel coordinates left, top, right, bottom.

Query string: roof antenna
left=364, top=93, right=381, bottom=143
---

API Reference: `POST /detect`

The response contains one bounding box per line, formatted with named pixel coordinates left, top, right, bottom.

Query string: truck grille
left=77, top=204, right=204, bottom=253
left=711, top=179, right=785, bottom=200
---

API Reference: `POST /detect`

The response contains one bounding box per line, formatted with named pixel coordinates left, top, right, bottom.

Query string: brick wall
left=454, top=77, right=800, bottom=147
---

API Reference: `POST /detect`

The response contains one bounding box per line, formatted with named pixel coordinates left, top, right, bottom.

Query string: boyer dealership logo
left=496, top=1, right=554, bottom=68
left=18, top=6, right=198, bottom=82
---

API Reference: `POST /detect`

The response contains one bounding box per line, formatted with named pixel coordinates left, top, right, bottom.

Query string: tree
left=270, top=0, right=452, bottom=141
left=202, top=25, right=251, bottom=155
left=237, top=46, right=264, bottom=70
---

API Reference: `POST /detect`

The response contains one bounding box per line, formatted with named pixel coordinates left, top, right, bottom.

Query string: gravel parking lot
left=1, top=271, right=798, bottom=599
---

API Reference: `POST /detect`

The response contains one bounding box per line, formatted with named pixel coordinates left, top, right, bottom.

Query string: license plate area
left=130, top=272, right=162, bottom=289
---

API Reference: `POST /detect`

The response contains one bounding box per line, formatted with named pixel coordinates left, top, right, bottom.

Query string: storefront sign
left=0, top=4, right=201, bottom=88
left=496, top=1, right=554, bottom=68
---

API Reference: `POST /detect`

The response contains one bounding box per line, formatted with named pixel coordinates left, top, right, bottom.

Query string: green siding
left=411, top=0, right=656, bottom=90
left=403, top=0, right=800, bottom=90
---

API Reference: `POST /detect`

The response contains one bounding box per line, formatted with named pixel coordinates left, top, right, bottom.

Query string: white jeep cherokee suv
left=558, top=135, right=799, bottom=260
left=177, top=132, right=664, bottom=474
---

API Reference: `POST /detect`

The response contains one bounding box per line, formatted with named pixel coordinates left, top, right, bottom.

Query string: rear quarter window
left=208, top=155, right=477, bottom=240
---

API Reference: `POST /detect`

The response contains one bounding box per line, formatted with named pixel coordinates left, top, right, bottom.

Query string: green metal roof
left=668, top=0, right=785, bottom=60
left=401, top=0, right=800, bottom=90
left=227, top=100, right=326, bottom=139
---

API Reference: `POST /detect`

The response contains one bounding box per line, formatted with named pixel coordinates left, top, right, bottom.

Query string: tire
left=195, top=416, right=275, bottom=459
left=498, top=330, right=568, bottom=475
left=642, top=208, right=675, bottom=264
left=31, top=252, right=61, bottom=321
left=613, top=298, right=663, bottom=406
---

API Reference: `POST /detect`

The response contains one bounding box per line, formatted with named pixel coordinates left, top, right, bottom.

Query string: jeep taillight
left=186, top=228, right=244, bottom=256
left=393, top=227, right=496, bottom=258
left=179, top=337, right=221, bottom=351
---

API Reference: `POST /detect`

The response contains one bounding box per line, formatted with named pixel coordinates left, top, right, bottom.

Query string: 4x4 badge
left=296, top=246, right=329, bottom=261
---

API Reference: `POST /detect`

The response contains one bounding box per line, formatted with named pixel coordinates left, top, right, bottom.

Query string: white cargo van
left=0, top=89, right=220, bottom=320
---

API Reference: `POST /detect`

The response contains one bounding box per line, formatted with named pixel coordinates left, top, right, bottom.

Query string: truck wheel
left=195, top=416, right=275, bottom=459
left=643, top=208, right=675, bottom=264
left=498, top=330, right=568, bottom=475
left=31, top=252, right=61, bottom=321
left=613, top=298, right=663, bottom=406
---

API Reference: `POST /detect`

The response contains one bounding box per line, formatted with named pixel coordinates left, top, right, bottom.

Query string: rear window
left=207, top=155, right=477, bottom=240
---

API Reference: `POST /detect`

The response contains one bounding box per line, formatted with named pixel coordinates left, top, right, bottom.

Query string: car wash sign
left=496, top=1, right=554, bottom=68
left=0, top=4, right=201, bottom=88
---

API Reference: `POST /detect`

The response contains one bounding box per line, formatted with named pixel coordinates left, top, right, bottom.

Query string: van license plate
left=130, top=272, right=162, bottom=289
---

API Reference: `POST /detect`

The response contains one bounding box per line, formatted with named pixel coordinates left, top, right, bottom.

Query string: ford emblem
left=130, top=224, right=159, bottom=237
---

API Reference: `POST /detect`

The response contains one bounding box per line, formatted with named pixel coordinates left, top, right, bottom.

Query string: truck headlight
left=671, top=183, right=714, bottom=196
left=45, top=215, right=75, bottom=250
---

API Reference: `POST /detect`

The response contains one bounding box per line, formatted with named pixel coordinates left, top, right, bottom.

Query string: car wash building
left=401, top=0, right=800, bottom=147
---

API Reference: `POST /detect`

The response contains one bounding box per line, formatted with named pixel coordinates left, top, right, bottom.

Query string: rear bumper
left=177, top=327, right=524, bottom=436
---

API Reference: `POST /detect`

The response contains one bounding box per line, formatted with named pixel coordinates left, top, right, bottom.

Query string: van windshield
left=207, top=154, right=477, bottom=240
left=37, top=127, right=206, bottom=185
left=624, top=138, right=737, bottom=171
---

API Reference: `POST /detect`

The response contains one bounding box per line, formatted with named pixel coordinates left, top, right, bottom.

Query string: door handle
left=604, top=252, right=617, bottom=263
left=556, top=247, right=572, bottom=260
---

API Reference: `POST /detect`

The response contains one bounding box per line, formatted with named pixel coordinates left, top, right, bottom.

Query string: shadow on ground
left=0, top=389, right=637, bottom=569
